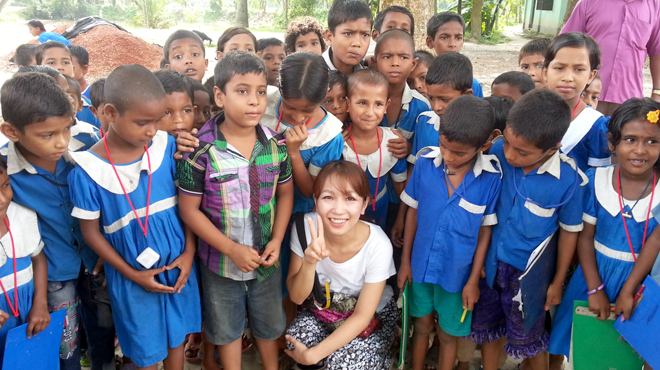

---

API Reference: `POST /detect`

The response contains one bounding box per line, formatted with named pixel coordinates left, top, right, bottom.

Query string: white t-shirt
left=290, top=212, right=396, bottom=311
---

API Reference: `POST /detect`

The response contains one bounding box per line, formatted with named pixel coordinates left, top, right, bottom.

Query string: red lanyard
left=617, top=166, right=655, bottom=262
left=571, top=98, right=582, bottom=119
left=0, top=217, right=19, bottom=317
left=103, top=136, right=152, bottom=237
left=349, top=126, right=382, bottom=211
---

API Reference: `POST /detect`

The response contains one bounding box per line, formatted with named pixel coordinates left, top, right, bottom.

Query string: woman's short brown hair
left=313, top=161, right=371, bottom=201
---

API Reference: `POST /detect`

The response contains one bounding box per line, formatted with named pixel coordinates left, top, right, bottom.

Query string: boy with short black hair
left=410, top=52, right=473, bottom=164
left=519, top=38, right=551, bottom=89
left=154, top=69, right=196, bottom=137
left=13, top=44, right=38, bottom=67
left=491, top=71, right=535, bottom=101
left=472, top=89, right=586, bottom=370
left=64, top=74, right=101, bottom=130
left=68, top=45, right=90, bottom=99
left=425, top=12, right=483, bottom=98
left=188, top=76, right=213, bottom=130
left=399, top=95, right=501, bottom=370
left=177, top=52, right=294, bottom=370
left=323, top=0, right=373, bottom=76
left=163, top=29, right=208, bottom=82
left=0, top=72, right=115, bottom=370
left=407, top=50, right=433, bottom=98
left=372, top=5, right=414, bottom=40
left=257, top=38, right=286, bottom=86
left=36, top=41, right=74, bottom=77
left=88, top=78, right=110, bottom=136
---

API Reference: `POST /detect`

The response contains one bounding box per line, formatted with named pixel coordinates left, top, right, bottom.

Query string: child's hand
left=544, top=281, right=563, bottom=310
left=390, top=218, right=405, bottom=248
left=587, top=289, right=611, bottom=320
left=166, top=250, right=195, bottom=293
left=462, top=281, right=480, bottom=311
left=131, top=266, right=176, bottom=293
left=397, top=262, right=412, bottom=290
left=303, top=215, right=329, bottom=265
left=387, top=131, right=410, bottom=159
left=261, top=240, right=281, bottom=268
left=614, top=290, right=634, bottom=322
left=26, top=303, right=50, bottom=338
left=174, top=129, right=199, bottom=160
left=286, top=126, right=308, bottom=154
left=0, top=310, right=9, bottom=329
left=228, top=244, right=262, bottom=273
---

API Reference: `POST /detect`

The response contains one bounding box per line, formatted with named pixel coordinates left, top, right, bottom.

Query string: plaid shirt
left=177, top=113, right=292, bottom=281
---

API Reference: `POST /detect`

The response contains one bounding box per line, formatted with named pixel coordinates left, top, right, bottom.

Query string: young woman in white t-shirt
left=285, top=160, right=397, bottom=370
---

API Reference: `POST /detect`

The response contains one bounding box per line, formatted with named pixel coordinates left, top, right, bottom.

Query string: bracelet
left=653, top=89, right=660, bottom=96
left=587, top=283, right=605, bottom=295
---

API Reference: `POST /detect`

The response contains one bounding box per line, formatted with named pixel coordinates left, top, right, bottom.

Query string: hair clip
left=648, top=109, right=660, bottom=124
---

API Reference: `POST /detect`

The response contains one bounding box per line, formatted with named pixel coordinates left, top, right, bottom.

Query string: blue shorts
left=200, top=263, right=285, bottom=345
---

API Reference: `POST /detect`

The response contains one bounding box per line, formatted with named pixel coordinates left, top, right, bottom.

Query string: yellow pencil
left=460, top=308, right=468, bottom=323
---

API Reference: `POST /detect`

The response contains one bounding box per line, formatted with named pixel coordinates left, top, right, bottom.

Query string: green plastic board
left=572, top=300, right=643, bottom=370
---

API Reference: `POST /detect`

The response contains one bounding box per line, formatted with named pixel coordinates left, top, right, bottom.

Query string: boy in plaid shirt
left=177, top=52, right=294, bottom=370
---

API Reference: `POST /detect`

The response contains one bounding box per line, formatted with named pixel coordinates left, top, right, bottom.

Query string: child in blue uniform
left=0, top=157, right=50, bottom=367
left=410, top=53, right=474, bottom=164
left=68, top=65, right=201, bottom=369
left=549, top=98, right=660, bottom=361
left=261, top=52, right=344, bottom=215
left=399, top=95, right=501, bottom=370
left=543, top=32, right=610, bottom=172
left=343, top=70, right=407, bottom=229
left=471, top=90, right=587, bottom=370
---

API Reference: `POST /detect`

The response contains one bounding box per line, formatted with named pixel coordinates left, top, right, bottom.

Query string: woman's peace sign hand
left=303, top=215, right=329, bottom=265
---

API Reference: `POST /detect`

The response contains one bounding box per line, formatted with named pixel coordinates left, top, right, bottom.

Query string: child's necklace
left=618, top=170, right=655, bottom=219
left=349, top=126, right=381, bottom=211
left=0, top=217, right=19, bottom=317
left=617, top=166, right=656, bottom=262
left=103, top=136, right=152, bottom=237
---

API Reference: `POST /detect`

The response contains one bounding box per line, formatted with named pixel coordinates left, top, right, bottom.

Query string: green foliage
left=203, top=0, right=223, bottom=22
left=22, top=0, right=98, bottom=20
left=273, top=0, right=327, bottom=29
left=100, top=5, right=136, bottom=21
left=129, top=0, right=174, bottom=28
left=441, top=0, right=522, bottom=38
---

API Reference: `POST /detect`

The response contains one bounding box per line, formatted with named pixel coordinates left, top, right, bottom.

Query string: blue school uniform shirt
left=0, top=126, right=99, bottom=282
left=262, top=86, right=344, bottom=214
left=76, top=96, right=101, bottom=129
left=81, top=81, right=90, bottom=101
left=343, top=127, right=408, bottom=228
left=380, top=84, right=431, bottom=142
left=484, top=140, right=587, bottom=287
left=560, top=106, right=610, bottom=172
left=38, top=32, right=71, bottom=45
left=409, top=111, right=440, bottom=164
left=68, top=132, right=201, bottom=367
left=401, top=147, right=502, bottom=293
left=472, top=78, right=484, bottom=98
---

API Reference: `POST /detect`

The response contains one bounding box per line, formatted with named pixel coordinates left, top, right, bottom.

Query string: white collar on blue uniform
left=69, top=119, right=100, bottom=152
left=343, top=127, right=402, bottom=178
left=536, top=150, right=588, bottom=184
left=0, top=202, right=43, bottom=267
left=0, top=141, right=74, bottom=176
left=560, top=107, right=603, bottom=155
left=401, top=84, right=430, bottom=111
left=416, top=111, right=440, bottom=131
left=419, top=147, right=501, bottom=178
left=595, top=166, right=660, bottom=222
left=69, top=130, right=168, bottom=195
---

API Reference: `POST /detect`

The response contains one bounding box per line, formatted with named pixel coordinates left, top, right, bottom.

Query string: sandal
left=241, top=332, right=253, bottom=353
left=184, top=333, right=203, bottom=363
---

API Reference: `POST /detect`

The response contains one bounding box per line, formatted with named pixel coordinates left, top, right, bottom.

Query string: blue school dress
left=548, top=166, right=659, bottom=358
left=560, top=106, right=610, bottom=172
left=67, top=132, right=202, bottom=367
left=76, top=96, right=101, bottom=129
left=409, top=111, right=440, bottom=164
left=343, top=127, right=407, bottom=228
left=0, top=202, right=44, bottom=365
left=262, top=86, right=344, bottom=214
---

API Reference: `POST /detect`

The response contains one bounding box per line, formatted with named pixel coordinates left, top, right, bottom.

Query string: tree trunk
left=0, top=0, right=11, bottom=14
left=561, top=0, right=579, bottom=28
left=259, top=0, right=266, bottom=12
left=487, top=0, right=504, bottom=34
left=471, top=0, right=482, bottom=40
left=236, top=0, right=249, bottom=27
left=379, top=0, right=435, bottom=50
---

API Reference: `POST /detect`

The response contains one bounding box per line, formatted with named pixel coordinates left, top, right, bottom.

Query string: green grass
left=465, top=30, right=511, bottom=45
left=522, top=29, right=555, bottom=39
